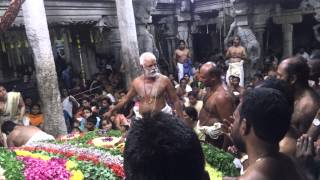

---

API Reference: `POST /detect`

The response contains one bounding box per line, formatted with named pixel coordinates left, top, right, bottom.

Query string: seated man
left=228, top=88, right=304, bottom=180
left=124, top=112, right=209, bottom=180
left=1, top=121, right=55, bottom=147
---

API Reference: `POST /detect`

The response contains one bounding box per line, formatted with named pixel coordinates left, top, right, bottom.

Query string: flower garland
left=18, top=144, right=125, bottom=179
left=15, top=150, right=84, bottom=180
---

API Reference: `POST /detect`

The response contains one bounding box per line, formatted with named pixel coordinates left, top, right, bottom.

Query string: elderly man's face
left=143, top=58, right=159, bottom=78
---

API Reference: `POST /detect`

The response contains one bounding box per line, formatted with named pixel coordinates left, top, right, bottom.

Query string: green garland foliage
left=202, top=143, right=240, bottom=177
left=0, top=148, right=24, bottom=180
left=77, top=161, right=119, bottom=180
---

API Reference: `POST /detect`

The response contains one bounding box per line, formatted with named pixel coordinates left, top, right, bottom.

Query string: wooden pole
left=115, top=0, right=141, bottom=88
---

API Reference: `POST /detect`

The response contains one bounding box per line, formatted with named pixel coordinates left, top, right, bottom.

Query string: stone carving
left=300, top=0, right=320, bottom=9
left=133, top=0, right=159, bottom=57
left=158, top=16, right=176, bottom=36
left=313, top=24, right=320, bottom=42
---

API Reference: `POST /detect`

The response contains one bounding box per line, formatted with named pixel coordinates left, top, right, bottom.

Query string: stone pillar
left=115, top=0, right=140, bottom=87
left=254, top=27, right=266, bottom=53
left=273, top=14, right=302, bottom=58
left=22, top=0, right=67, bottom=136
left=282, top=24, right=293, bottom=58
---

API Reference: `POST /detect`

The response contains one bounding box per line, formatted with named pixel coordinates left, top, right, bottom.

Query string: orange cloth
left=28, top=114, right=44, bottom=126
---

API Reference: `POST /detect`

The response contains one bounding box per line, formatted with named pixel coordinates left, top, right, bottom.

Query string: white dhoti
left=177, top=62, right=184, bottom=81
left=24, top=131, right=55, bottom=146
left=134, top=104, right=173, bottom=119
left=226, top=61, right=244, bottom=87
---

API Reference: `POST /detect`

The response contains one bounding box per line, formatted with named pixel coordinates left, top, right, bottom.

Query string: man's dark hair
left=286, top=56, right=310, bottom=86
left=233, top=35, right=241, bottom=41
left=87, top=115, right=97, bottom=125
left=124, top=113, right=206, bottom=180
left=257, top=78, right=294, bottom=113
left=230, top=75, right=240, bottom=82
left=184, top=106, right=198, bottom=122
left=1, top=121, right=17, bottom=135
left=82, top=97, right=90, bottom=104
left=188, top=91, right=198, bottom=99
left=83, top=107, right=92, bottom=113
left=179, top=40, right=186, bottom=45
left=179, top=78, right=187, bottom=84
left=240, top=88, right=292, bottom=144
left=100, top=97, right=112, bottom=106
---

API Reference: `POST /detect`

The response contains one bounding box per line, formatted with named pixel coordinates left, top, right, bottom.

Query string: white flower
left=0, top=166, right=6, bottom=180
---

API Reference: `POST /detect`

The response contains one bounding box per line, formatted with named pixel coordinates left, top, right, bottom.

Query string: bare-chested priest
left=197, top=62, right=235, bottom=149
left=277, top=56, right=320, bottom=155
left=104, top=52, right=183, bottom=119
left=226, top=36, right=247, bottom=87
left=174, top=40, right=192, bottom=81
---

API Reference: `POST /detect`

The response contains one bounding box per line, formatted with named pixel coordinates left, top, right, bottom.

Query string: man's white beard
left=145, top=68, right=160, bottom=78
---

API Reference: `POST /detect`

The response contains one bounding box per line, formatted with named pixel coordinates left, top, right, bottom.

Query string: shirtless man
left=227, top=88, right=304, bottom=180
left=104, top=52, right=183, bottom=119
left=228, top=75, right=245, bottom=105
left=1, top=121, right=55, bottom=147
left=226, top=36, right=247, bottom=87
left=198, top=62, right=234, bottom=148
left=174, top=40, right=192, bottom=81
left=277, top=56, right=320, bottom=155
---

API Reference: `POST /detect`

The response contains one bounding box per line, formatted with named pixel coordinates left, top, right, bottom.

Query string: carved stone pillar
left=273, top=14, right=302, bottom=58
left=282, top=24, right=293, bottom=58
left=254, top=26, right=266, bottom=55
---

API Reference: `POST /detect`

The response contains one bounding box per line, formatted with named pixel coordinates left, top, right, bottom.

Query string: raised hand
left=296, top=134, right=314, bottom=167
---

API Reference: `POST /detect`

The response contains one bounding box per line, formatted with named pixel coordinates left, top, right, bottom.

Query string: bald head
left=199, top=62, right=222, bottom=87
left=140, top=52, right=157, bottom=66
left=201, top=62, right=221, bottom=78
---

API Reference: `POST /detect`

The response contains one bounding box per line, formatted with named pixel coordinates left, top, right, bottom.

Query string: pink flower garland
left=17, top=156, right=70, bottom=180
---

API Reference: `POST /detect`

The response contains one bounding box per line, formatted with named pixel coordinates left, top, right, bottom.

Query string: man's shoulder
left=215, top=88, right=233, bottom=100
left=159, top=74, right=170, bottom=82
left=296, top=89, right=320, bottom=109
left=243, top=155, right=302, bottom=180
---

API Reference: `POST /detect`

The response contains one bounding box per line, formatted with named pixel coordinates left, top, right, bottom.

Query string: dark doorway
left=293, top=14, right=320, bottom=54
left=192, top=24, right=221, bottom=63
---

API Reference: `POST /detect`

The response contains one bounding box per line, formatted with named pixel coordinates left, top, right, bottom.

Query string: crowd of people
left=0, top=36, right=319, bottom=179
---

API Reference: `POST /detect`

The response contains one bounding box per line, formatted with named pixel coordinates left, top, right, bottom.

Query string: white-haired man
left=104, top=52, right=183, bottom=119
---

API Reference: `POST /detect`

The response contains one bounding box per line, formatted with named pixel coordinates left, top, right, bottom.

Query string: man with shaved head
left=104, top=52, right=183, bottom=119
left=198, top=62, right=235, bottom=148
